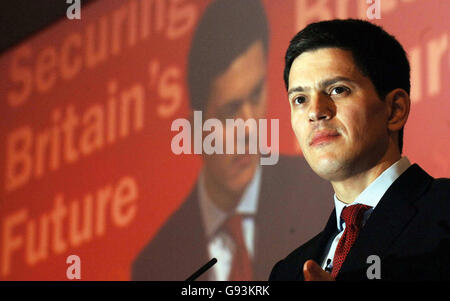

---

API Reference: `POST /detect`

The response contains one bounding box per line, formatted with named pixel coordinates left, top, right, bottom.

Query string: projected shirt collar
left=198, top=165, right=262, bottom=238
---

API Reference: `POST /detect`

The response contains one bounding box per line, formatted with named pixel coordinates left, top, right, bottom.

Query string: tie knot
left=341, top=204, right=371, bottom=228
left=225, top=214, right=244, bottom=237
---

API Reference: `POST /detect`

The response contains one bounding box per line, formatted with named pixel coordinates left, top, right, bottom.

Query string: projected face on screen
left=201, top=40, right=267, bottom=210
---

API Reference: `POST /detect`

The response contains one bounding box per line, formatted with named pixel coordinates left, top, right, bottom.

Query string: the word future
left=171, top=111, right=279, bottom=165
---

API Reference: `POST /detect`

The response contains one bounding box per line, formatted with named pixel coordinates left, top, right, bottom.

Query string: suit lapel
left=253, top=167, right=304, bottom=280
left=291, top=209, right=337, bottom=280
left=256, top=157, right=335, bottom=280
left=337, top=164, right=433, bottom=279
left=253, top=185, right=289, bottom=279
left=311, top=209, right=338, bottom=264
left=179, top=187, right=211, bottom=280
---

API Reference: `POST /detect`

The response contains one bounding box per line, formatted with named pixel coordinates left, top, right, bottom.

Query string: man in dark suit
left=132, top=0, right=333, bottom=281
left=269, top=19, right=450, bottom=281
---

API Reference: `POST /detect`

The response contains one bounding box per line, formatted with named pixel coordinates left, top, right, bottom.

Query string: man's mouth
left=309, top=130, right=340, bottom=147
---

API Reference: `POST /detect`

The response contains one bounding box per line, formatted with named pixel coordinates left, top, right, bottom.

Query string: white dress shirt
left=321, top=157, right=412, bottom=271
left=198, top=166, right=262, bottom=281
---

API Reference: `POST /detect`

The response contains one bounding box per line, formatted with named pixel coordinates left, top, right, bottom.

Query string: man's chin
left=309, top=160, right=346, bottom=181
left=224, top=164, right=257, bottom=195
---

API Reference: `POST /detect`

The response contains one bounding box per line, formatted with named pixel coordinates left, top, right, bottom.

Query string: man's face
left=288, top=48, right=390, bottom=181
left=202, top=41, right=267, bottom=195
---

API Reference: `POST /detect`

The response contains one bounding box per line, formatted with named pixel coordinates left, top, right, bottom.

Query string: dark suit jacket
left=132, top=155, right=333, bottom=280
left=269, top=164, right=450, bottom=281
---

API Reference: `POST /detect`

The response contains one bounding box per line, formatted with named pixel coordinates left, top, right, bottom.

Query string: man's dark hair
left=284, top=19, right=410, bottom=153
left=187, top=0, right=269, bottom=112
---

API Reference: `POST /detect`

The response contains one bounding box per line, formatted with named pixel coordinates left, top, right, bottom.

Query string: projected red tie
left=225, top=214, right=253, bottom=281
left=331, top=204, right=371, bottom=278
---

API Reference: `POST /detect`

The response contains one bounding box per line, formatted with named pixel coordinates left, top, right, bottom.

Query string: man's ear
left=385, top=88, right=410, bottom=132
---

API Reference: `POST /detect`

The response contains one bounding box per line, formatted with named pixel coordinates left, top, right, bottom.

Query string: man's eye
left=330, top=86, right=350, bottom=95
left=293, top=96, right=306, bottom=105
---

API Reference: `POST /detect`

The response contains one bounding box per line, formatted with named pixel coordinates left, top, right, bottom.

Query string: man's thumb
left=303, top=260, right=322, bottom=280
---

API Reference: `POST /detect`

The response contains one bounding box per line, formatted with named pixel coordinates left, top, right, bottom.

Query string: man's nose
left=236, top=101, right=258, bottom=143
left=239, top=101, right=255, bottom=121
left=308, top=93, right=334, bottom=122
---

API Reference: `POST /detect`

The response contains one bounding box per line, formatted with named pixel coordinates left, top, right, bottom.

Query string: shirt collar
left=198, top=165, right=262, bottom=237
left=334, top=156, right=411, bottom=230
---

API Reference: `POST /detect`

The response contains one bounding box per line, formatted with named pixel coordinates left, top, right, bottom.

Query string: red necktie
left=331, top=204, right=371, bottom=278
left=225, top=214, right=253, bottom=281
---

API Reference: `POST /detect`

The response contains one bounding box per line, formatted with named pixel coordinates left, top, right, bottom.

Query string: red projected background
left=0, top=0, right=448, bottom=280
